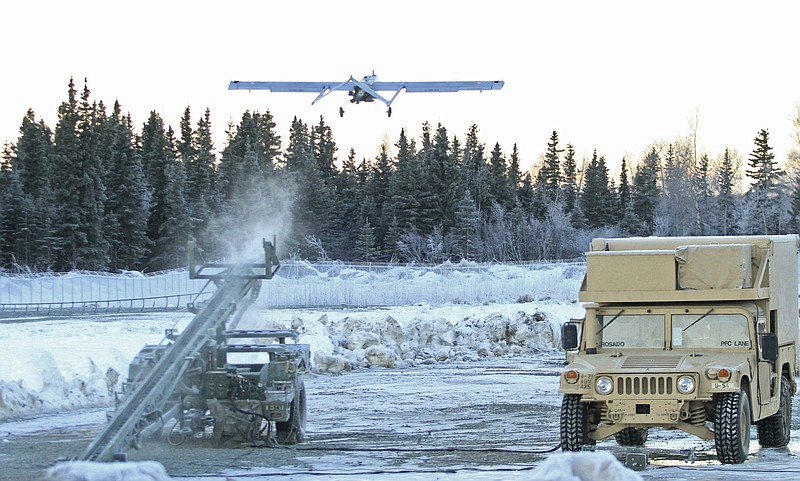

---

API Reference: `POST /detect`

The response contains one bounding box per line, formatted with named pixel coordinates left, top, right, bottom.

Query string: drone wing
left=228, top=81, right=353, bottom=92
left=229, top=80, right=360, bottom=105
left=371, top=80, right=504, bottom=92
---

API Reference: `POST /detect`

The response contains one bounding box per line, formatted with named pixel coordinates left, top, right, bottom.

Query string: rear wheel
left=756, top=376, right=792, bottom=447
left=560, top=394, right=594, bottom=451
left=276, top=380, right=307, bottom=444
left=615, top=427, right=648, bottom=446
left=715, top=389, right=751, bottom=464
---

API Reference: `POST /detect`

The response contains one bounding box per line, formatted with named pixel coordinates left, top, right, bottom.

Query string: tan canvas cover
left=676, top=244, right=752, bottom=290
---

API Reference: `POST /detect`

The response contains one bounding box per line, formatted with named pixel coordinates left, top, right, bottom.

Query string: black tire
left=560, top=394, right=594, bottom=451
left=714, top=389, right=751, bottom=464
left=756, top=376, right=792, bottom=447
left=276, top=380, right=307, bottom=444
left=615, top=427, right=648, bottom=446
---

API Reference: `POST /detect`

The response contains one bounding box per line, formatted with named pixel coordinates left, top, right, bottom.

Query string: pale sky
left=2, top=1, right=798, bottom=176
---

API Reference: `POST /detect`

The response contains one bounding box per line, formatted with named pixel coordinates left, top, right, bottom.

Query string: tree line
left=2, top=79, right=800, bottom=272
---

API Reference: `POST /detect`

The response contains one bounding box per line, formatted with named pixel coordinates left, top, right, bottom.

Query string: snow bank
left=0, top=302, right=584, bottom=418
left=43, top=461, right=171, bottom=481
left=531, top=452, right=642, bottom=481
left=292, top=307, right=563, bottom=373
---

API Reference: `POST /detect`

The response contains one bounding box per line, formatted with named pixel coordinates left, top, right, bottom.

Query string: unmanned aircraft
left=228, top=72, right=504, bottom=117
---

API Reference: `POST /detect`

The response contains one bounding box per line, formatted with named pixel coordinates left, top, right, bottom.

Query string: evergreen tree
left=579, top=150, right=616, bottom=228
left=716, top=148, right=738, bottom=235
left=461, top=124, right=491, bottom=213
left=694, top=153, right=711, bottom=234
left=542, top=130, right=563, bottom=202
left=283, top=117, right=336, bottom=257
left=354, top=219, right=379, bottom=262
left=618, top=157, right=631, bottom=219
left=388, top=129, right=438, bottom=249
left=487, top=142, right=510, bottom=210
left=363, top=141, right=393, bottom=255
left=187, top=108, right=217, bottom=247
left=49, top=79, right=109, bottom=270
left=424, top=124, right=461, bottom=234
left=312, top=116, right=337, bottom=179
left=104, top=102, right=150, bottom=270
left=452, top=190, right=480, bottom=260
left=51, top=78, right=83, bottom=270
left=12, top=110, right=57, bottom=269
left=745, top=129, right=783, bottom=234
left=562, top=144, right=578, bottom=213
left=334, top=148, right=364, bottom=257
left=506, top=143, right=522, bottom=209
left=630, top=148, right=660, bottom=235
left=0, top=161, right=25, bottom=267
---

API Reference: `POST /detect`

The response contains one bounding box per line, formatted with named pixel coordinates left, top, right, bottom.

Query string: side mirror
left=760, top=332, right=778, bottom=363
left=562, top=323, right=579, bottom=351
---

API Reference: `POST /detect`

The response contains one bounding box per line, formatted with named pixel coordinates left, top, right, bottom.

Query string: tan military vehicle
left=559, top=235, right=798, bottom=464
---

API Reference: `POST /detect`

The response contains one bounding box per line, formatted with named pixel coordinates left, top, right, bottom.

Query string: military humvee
left=559, top=235, right=798, bottom=464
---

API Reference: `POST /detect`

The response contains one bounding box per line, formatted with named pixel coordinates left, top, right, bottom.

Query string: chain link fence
left=0, top=260, right=587, bottom=319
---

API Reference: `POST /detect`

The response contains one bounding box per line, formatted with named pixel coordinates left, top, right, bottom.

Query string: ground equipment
left=560, top=235, right=798, bottom=464
left=79, top=239, right=310, bottom=462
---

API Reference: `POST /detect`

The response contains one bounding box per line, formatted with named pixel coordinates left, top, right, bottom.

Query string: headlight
left=677, top=375, right=696, bottom=394
left=595, top=376, right=614, bottom=395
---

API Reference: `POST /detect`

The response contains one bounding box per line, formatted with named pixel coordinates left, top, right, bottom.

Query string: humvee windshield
left=594, top=312, right=751, bottom=350
left=672, top=313, right=751, bottom=349
left=596, top=314, right=664, bottom=348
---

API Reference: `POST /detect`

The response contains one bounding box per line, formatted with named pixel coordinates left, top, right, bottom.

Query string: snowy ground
left=2, top=265, right=800, bottom=480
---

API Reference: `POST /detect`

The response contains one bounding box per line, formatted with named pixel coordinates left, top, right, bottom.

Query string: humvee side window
left=596, top=314, right=664, bottom=348
left=672, top=313, right=750, bottom=348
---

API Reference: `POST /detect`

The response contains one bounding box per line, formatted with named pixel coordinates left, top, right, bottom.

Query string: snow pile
left=531, top=452, right=642, bottom=481
left=0, top=302, right=584, bottom=418
left=43, top=461, right=171, bottom=481
left=288, top=308, right=562, bottom=373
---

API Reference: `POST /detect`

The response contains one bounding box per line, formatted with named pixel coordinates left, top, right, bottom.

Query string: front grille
left=621, top=356, right=683, bottom=369
left=616, top=375, right=674, bottom=396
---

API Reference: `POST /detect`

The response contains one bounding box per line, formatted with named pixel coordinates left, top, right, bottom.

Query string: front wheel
left=756, top=376, right=792, bottom=447
left=276, top=380, right=307, bottom=444
left=715, top=389, right=751, bottom=464
left=560, top=394, right=594, bottom=451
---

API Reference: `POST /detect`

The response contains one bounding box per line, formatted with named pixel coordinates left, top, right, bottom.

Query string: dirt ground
left=2, top=355, right=799, bottom=481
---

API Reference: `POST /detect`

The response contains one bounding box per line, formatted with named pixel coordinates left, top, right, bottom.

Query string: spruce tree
left=452, top=190, right=480, bottom=260
left=104, top=102, right=150, bottom=270
left=363, top=141, right=393, bottom=255
left=562, top=144, right=578, bottom=214
left=0, top=161, right=25, bottom=267
left=542, top=130, right=563, bottom=203
left=354, top=219, right=379, bottom=262
left=425, top=124, right=461, bottom=235
left=618, top=157, right=631, bottom=220
left=506, top=143, right=522, bottom=209
left=187, top=108, right=217, bottom=247
left=51, top=78, right=83, bottom=270
left=579, top=150, right=616, bottom=228
left=312, top=116, right=337, bottom=179
left=694, top=153, right=711, bottom=235
left=631, top=148, right=661, bottom=235
left=487, top=142, right=510, bottom=210
left=716, top=148, right=738, bottom=235
left=461, top=124, right=491, bottom=213
left=13, top=110, right=57, bottom=269
left=745, top=129, right=783, bottom=234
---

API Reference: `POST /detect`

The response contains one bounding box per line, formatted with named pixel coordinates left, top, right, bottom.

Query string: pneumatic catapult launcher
left=80, top=238, right=311, bottom=462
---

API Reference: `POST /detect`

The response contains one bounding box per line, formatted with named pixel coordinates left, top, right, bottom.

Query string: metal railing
left=0, top=292, right=213, bottom=319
